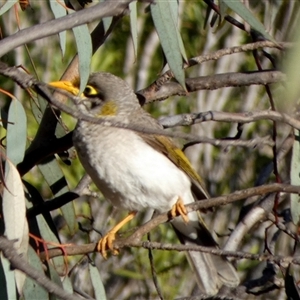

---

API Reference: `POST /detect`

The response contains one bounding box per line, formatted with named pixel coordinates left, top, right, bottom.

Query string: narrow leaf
left=6, top=98, right=27, bottom=165
left=49, top=0, right=67, bottom=57
left=291, top=130, right=300, bottom=225
left=169, top=0, right=187, bottom=62
left=151, top=1, right=186, bottom=89
left=3, top=160, right=29, bottom=294
left=129, top=1, right=138, bottom=60
left=223, top=0, right=275, bottom=41
left=100, top=0, right=113, bottom=32
left=89, top=263, right=107, bottom=300
left=72, top=23, right=92, bottom=93
left=0, top=254, right=17, bottom=300
left=0, top=0, right=18, bottom=16
left=38, top=158, right=77, bottom=235
left=23, top=247, right=49, bottom=300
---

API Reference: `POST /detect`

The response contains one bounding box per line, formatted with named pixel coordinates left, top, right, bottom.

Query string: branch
left=153, top=41, right=289, bottom=87
left=0, top=237, right=82, bottom=300
left=39, top=183, right=300, bottom=260
left=159, top=110, right=300, bottom=130
left=0, top=0, right=135, bottom=57
left=138, top=70, right=286, bottom=103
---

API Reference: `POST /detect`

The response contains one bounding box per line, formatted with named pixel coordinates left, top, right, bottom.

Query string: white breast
left=73, top=123, right=195, bottom=213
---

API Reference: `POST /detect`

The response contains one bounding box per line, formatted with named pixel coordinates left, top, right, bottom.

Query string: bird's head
left=49, top=72, right=140, bottom=118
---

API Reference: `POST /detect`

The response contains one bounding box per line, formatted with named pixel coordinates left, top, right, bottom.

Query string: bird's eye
left=83, top=85, right=98, bottom=96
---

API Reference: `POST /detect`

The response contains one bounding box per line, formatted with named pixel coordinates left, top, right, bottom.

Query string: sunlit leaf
left=100, top=0, right=112, bottom=32
left=0, top=0, right=18, bottom=16
left=71, top=18, right=92, bottom=93
left=49, top=0, right=67, bottom=57
left=291, top=130, right=300, bottom=226
left=222, top=0, right=275, bottom=41
left=2, top=160, right=28, bottom=293
left=129, top=1, right=138, bottom=60
left=151, top=0, right=186, bottom=89
left=0, top=254, right=17, bottom=300
left=6, top=98, right=27, bottom=165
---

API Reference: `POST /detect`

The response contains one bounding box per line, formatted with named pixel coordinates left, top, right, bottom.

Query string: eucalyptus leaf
left=38, top=158, right=77, bottom=236
left=0, top=0, right=18, bottom=16
left=222, top=0, right=275, bottom=41
left=6, top=98, right=27, bottom=165
left=129, top=1, right=138, bottom=60
left=291, top=130, right=300, bottom=226
left=23, top=247, right=49, bottom=300
left=50, top=0, right=67, bottom=57
left=2, top=160, right=28, bottom=294
left=89, top=263, right=107, bottom=300
left=151, top=1, right=186, bottom=89
left=0, top=254, right=16, bottom=300
left=72, top=23, right=92, bottom=93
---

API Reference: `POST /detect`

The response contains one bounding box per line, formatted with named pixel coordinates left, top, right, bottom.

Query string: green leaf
left=48, top=264, right=63, bottom=300
left=0, top=0, right=18, bottom=16
left=23, top=247, right=49, bottom=300
left=72, top=23, right=92, bottom=93
left=0, top=256, right=9, bottom=300
left=218, top=0, right=228, bottom=22
left=89, top=263, right=107, bottom=300
left=151, top=1, right=186, bottom=89
left=169, top=0, right=187, bottom=62
left=6, top=98, right=27, bottom=165
left=222, top=0, right=275, bottom=42
left=50, top=0, right=67, bottom=57
left=129, top=1, right=138, bottom=60
left=0, top=254, right=16, bottom=300
left=291, top=130, right=300, bottom=226
left=3, top=160, right=28, bottom=294
left=100, top=0, right=113, bottom=32
left=35, top=214, right=66, bottom=276
left=62, top=276, right=73, bottom=294
left=38, top=158, right=77, bottom=235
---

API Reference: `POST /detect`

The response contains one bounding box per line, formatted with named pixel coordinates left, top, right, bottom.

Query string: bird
left=49, top=72, right=239, bottom=295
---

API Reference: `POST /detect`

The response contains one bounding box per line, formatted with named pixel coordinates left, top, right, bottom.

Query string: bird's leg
left=170, top=196, right=189, bottom=223
left=97, top=211, right=137, bottom=259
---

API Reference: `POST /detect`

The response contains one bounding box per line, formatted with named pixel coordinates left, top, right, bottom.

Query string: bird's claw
left=171, top=197, right=189, bottom=223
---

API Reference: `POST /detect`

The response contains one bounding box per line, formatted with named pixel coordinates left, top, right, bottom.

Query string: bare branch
left=0, top=0, right=135, bottom=57
left=39, top=183, right=300, bottom=260
left=159, top=110, right=300, bottom=130
left=139, top=70, right=286, bottom=103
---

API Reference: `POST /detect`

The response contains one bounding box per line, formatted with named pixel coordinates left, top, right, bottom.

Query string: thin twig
left=38, top=183, right=300, bottom=260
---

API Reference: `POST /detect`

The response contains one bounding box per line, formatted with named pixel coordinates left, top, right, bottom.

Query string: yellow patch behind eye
left=98, top=101, right=117, bottom=116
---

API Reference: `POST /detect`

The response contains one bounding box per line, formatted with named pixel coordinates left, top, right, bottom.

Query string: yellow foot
left=97, top=231, right=119, bottom=259
left=96, top=211, right=137, bottom=259
left=170, top=197, right=189, bottom=223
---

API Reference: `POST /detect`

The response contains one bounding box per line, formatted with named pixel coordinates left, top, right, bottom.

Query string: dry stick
left=159, top=110, right=300, bottom=130
left=0, top=237, right=83, bottom=300
left=140, top=40, right=289, bottom=99
left=140, top=70, right=286, bottom=103
left=39, top=183, right=300, bottom=260
left=0, top=0, right=135, bottom=57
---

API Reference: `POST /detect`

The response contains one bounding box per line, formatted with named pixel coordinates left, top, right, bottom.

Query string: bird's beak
left=48, top=81, right=80, bottom=96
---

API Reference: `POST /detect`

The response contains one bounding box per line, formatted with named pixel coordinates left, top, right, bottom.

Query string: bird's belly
left=74, top=126, right=193, bottom=212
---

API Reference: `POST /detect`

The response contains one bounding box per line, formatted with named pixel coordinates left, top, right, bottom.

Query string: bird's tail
left=172, top=216, right=239, bottom=295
